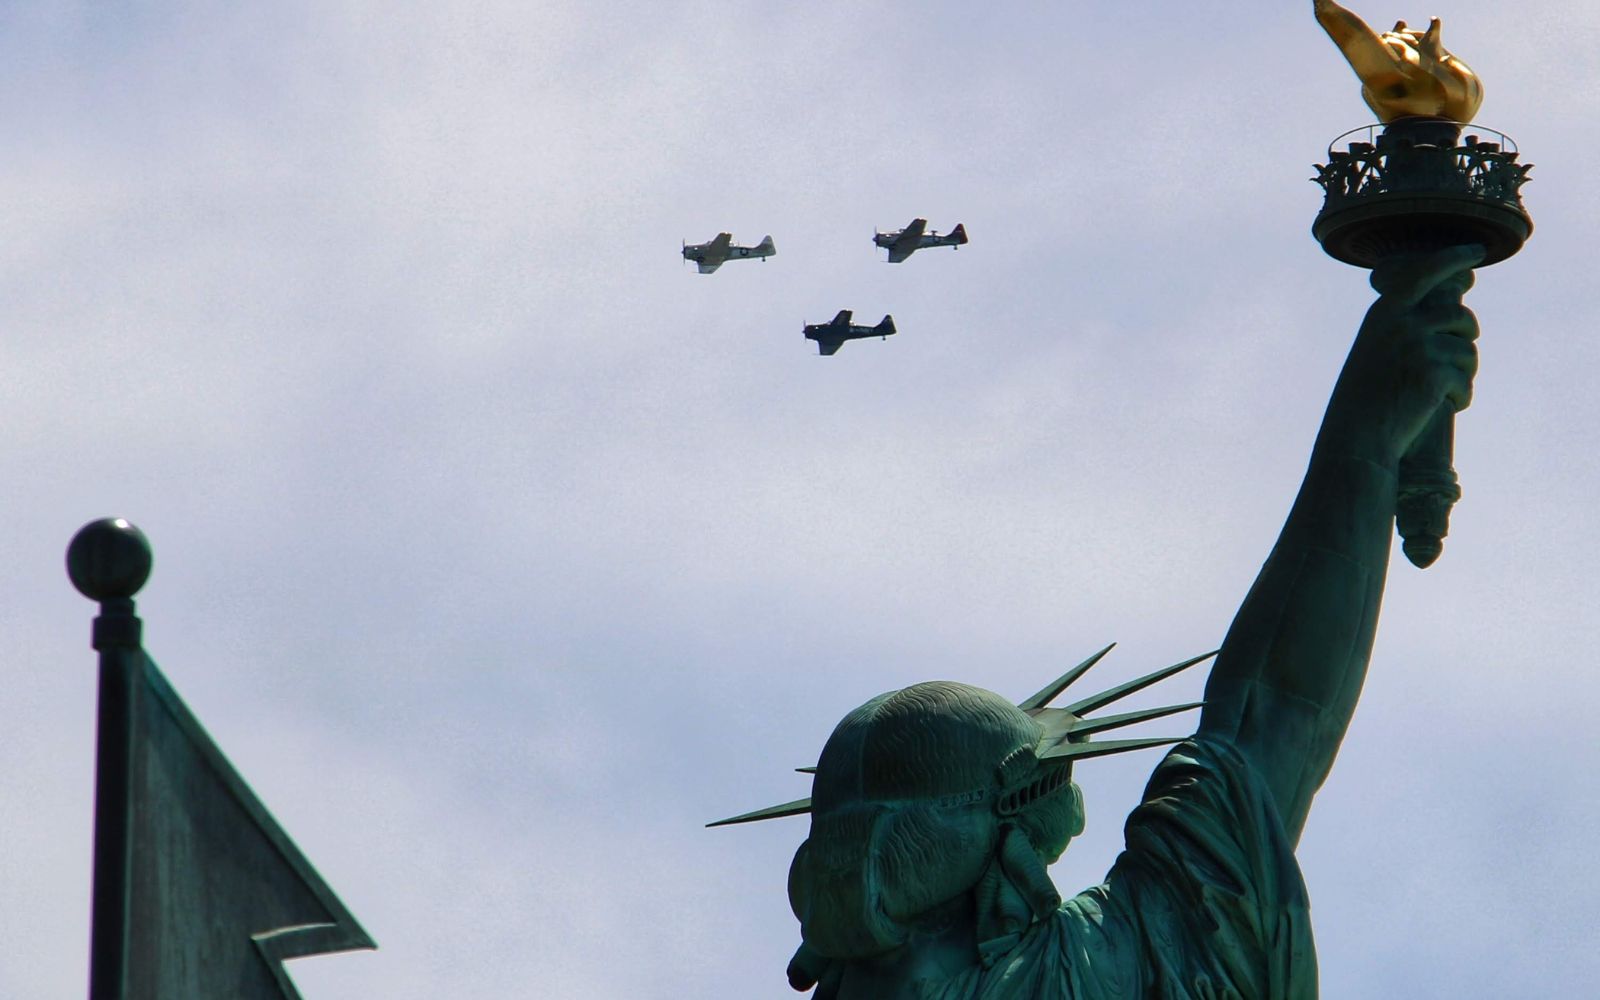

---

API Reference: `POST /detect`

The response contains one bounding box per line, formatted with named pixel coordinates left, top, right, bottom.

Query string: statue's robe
left=925, top=738, right=1317, bottom=999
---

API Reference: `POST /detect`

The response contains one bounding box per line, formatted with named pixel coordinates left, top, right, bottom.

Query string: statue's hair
left=812, top=682, right=1041, bottom=809
left=787, top=682, right=1041, bottom=959
left=788, top=798, right=996, bottom=958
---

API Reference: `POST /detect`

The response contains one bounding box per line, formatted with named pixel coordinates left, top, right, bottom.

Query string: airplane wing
left=695, top=232, right=732, bottom=273
left=816, top=338, right=843, bottom=356
left=831, top=309, right=852, bottom=327
left=887, top=220, right=925, bottom=263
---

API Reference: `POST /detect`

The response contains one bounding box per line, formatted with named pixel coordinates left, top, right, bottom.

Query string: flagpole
left=69, top=518, right=153, bottom=1000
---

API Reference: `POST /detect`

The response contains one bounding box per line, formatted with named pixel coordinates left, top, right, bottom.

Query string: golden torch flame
left=1314, top=0, right=1483, bottom=122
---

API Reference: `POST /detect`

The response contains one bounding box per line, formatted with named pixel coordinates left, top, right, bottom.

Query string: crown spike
left=1063, top=650, right=1217, bottom=717
left=1068, top=701, right=1203, bottom=738
left=707, top=796, right=812, bottom=828
left=1017, top=642, right=1116, bottom=711
left=1037, top=735, right=1186, bottom=763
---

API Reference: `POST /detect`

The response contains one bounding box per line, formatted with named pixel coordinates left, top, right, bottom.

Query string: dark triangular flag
left=71, top=519, right=374, bottom=1000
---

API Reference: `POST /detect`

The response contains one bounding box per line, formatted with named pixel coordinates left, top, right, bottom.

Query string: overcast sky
left=3, top=2, right=1597, bottom=997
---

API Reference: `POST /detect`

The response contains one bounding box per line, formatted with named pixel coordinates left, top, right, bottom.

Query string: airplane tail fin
left=756, top=235, right=775, bottom=255
left=950, top=223, right=968, bottom=245
left=875, top=315, right=896, bottom=336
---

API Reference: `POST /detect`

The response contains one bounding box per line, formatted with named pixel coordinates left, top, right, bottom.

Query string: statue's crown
left=708, top=645, right=1214, bottom=828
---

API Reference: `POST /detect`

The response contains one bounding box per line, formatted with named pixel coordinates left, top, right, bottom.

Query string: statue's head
left=708, top=645, right=1214, bottom=990
left=787, top=681, right=1088, bottom=961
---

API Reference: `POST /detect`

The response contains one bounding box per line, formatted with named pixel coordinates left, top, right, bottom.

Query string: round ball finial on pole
left=67, top=518, right=153, bottom=603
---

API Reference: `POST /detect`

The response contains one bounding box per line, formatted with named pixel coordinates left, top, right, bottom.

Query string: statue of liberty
left=710, top=5, right=1514, bottom=994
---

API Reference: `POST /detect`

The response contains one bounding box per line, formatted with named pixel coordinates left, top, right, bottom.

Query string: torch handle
left=1395, top=405, right=1460, bottom=568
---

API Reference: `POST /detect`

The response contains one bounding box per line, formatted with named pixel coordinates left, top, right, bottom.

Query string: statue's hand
left=1321, top=244, right=1482, bottom=467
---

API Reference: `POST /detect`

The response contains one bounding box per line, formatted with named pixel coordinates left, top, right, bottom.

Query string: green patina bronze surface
left=714, top=243, right=1487, bottom=998
left=71, top=518, right=374, bottom=1000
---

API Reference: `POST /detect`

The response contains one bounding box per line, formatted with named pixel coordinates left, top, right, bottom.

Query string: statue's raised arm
left=1199, top=243, right=1482, bottom=843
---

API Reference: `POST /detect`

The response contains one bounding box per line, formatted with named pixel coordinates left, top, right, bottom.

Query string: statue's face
left=1015, top=779, right=1086, bottom=865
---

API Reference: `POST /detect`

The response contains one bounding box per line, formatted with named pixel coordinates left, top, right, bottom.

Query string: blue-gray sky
left=3, top=2, right=1597, bottom=996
